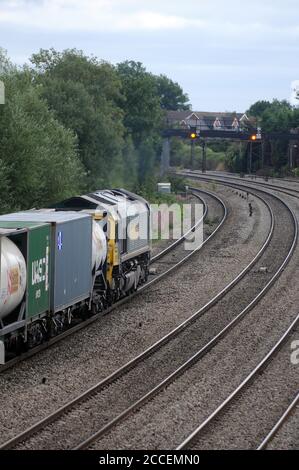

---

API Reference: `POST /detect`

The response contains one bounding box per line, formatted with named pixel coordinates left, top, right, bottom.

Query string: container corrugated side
left=52, top=216, right=92, bottom=312
left=0, top=221, right=51, bottom=318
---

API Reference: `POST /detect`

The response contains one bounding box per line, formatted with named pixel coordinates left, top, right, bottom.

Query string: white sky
left=0, top=0, right=298, bottom=110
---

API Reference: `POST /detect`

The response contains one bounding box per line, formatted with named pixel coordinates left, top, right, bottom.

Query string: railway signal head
left=189, top=126, right=199, bottom=140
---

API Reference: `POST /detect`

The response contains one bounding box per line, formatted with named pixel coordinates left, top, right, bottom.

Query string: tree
left=0, top=48, right=14, bottom=74
left=116, top=61, right=163, bottom=145
left=0, top=68, right=84, bottom=211
left=245, top=99, right=296, bottom=171
left=155, top=75, right=190, bottom=110
left=259, top=100, right=292, bottom=132
left=122, top=136, right=138, bottom=189
left=247, top=100, right=272, bottom=118
left=1, top=48, right=192, bottom=206
left=31, top=49, right=125, bottom=188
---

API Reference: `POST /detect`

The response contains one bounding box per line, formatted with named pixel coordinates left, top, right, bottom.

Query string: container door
left=27, top=225, right=51, bottom=318
left=53, top=218, right=92, bottom=312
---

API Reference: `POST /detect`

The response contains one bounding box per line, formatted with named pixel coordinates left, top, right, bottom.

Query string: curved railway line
left=0, top=190, right=219, bottom=374
left=183, top=170, right=299, bottom=200
left=176, top=313, right=299, bottom=450
left=168, top=172, right=298, bottom=450
left=77, top=183, right=297, bottom=451
left=81, top=182, right=297, bottom=451
left=0, top=189, right=226, bottom=447
left=1, top=182, right=297, bottom=450
left=257, top=391, right=299, bottom=450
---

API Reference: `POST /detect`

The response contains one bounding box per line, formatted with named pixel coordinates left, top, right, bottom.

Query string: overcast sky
left=0, top=0, right=298, bottom=111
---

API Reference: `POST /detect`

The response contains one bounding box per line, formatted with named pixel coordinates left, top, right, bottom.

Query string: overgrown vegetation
left=170, top=99, right=299, bottom=176
left=226, top=100, right=299, bottom=175
left=0, top=48, right=190, bottom=213
left=170, top=138, right=226, bottom=171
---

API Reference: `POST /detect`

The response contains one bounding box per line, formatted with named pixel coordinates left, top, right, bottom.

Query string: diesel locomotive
left=0, top=189, right=151, bottom=364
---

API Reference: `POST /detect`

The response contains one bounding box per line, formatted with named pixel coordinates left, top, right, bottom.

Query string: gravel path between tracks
left=185, top=325, right=299, bottom=450
left=0, top=187, right=269, bottom=446
left=86, top=188, right=299, bottom=451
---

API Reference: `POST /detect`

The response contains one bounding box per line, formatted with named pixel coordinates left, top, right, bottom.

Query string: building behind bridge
left=166, top=110, right=255, bottom=131
left=165, top=110, right=299, bottom=170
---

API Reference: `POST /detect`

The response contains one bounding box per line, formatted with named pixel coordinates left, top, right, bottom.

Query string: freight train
left=0, top=189, right=151, bottom=364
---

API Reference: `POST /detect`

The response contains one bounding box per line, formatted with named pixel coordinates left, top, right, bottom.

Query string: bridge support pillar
left=190, top=140, right=195, bottom=169
left=160, top=137, right=170, bottom=176
left=261, top=141, right=265, bottom=169
left=248, top=142, right=253, bottom=173
left=202, top=141, right=207, bottom=173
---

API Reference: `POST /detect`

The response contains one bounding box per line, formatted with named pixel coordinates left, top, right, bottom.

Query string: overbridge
left=161, top=127, right=299, bottom=174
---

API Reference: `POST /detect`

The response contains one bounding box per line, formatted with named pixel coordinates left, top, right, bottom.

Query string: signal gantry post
left=161, top=127, right=298, bottom=175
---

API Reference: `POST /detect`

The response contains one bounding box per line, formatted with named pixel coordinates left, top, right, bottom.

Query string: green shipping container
left=0, top=221, right=51, bottom=318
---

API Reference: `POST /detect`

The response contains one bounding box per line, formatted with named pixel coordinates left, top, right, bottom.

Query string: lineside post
left=190, top=139, right=195, bottom=169
left=160, top=137, right=170, bottom=176
left=202, top=141, right=207, bottom=173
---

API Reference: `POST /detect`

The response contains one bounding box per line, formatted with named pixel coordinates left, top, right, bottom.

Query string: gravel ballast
left=0, top=186, right=271, bottom=447
left=85, top=186, right=299, bottom=450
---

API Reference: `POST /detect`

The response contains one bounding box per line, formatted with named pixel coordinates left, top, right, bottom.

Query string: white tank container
left=0, top=237, right=27, bottom=320
left=92, top=221, right=107, bottom=270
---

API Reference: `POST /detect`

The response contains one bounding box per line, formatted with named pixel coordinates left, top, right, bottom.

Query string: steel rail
left=206, top=170, right=299, bottom=187
left=5, top=181, right=293, bottom=451
left=257, top=391, right=299, bottom=450
left=0, top=191, right=227, bottom=449
left=74, top=182, right=297, bottom=450
left=0, top=191, right=209, bottom=374
left=68, top=190, right=292, bottom=450
left=177, top=314, right=299, bottom=450
left=173, top=174, right=298, bottom=450
left=181, top=170, right=299, bottom=199
left=150, top=191, right=207, bottom=263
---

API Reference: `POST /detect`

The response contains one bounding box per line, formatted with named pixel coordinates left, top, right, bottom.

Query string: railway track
left=207, top=170, right=299, bottom=188
left=0, top=190, right=219, bottom=374
left=0, top=190, right=226, bottom=445
left=74, top=184, right=297, bottom=451
left=183, top=170, right=299, bottom=200
left=176, top=314, right=299, bottom=450
left=166, top=173, right=299, bottom=450
left=2, top=184, right=295, bottom=450
left=257, top=391, right=299, bottom=450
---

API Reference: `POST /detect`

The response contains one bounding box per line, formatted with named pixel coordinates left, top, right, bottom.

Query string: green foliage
left=205, top=147, right=226, bottom=171
left=259, top=100, right=293, bottom=133
left=224, top=143, right=244, bottom=173
left=116, top=61, right=163, bottom=146
left=31, top=49, right=125, bottom=189
left=170, top=138, right=226, bottom=171
left=0, top=158, right=12, bottom=213
left=0, top=66, right=84, bottom=213
left=170, top=138, right=191, bottom=167
left=0, top=49, right=190, bottom=213
left=254, top=100, right=295, bottom=170
left=121, top=136, right=138, bottom=189
left=136, top=137, right=158, bottom=183
left=155, top=75, right=190, bottom=111
left=0, top=47, right=15, bottom=74
left=247, top=100, right=272, bottom=117
left=225, top=99, right=299, bottom=174
left=165, top=174, right=187, bottom=192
